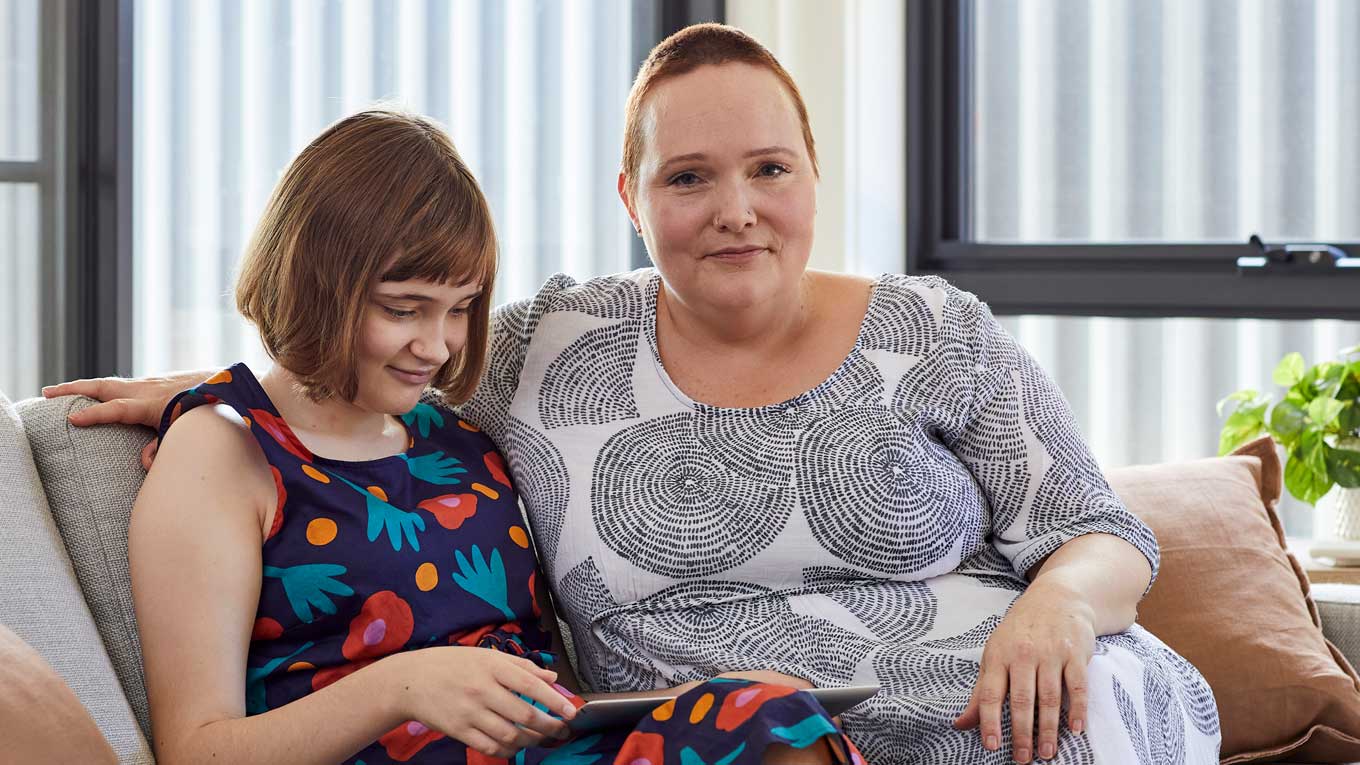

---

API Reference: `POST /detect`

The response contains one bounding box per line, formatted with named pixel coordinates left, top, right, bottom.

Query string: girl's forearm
left=1027, top=533, right=1152, bottom=636
left=157, top=653, right=409, bottom=765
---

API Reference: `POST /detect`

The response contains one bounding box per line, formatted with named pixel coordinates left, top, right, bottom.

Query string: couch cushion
left=1110, top=436, right=1360, bottom=764
left=1, top=391, right=153, bottom=763
left=15, top=394, right=157, bottom=742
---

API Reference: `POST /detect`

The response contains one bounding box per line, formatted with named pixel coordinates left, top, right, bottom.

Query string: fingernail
left=552, top=682, right=576, bottom=698
left=1014, top=749, right=1029, bottom=763
left=985, top=735, right=998, bottom=750
left=1071, top=718, right=1084, bottom=734
left=1040, top=743, right=1055, bottom=759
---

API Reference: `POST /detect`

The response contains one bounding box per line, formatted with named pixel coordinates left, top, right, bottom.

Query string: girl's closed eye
left=383, top=306, right=417, bottom=319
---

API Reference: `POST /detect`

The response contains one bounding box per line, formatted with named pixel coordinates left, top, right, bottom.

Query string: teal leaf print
left=398, top=450, right=468, bottom=485
left=337, top=476, right=426, bottom=552
left=679, top=743, right=747, bottom=765
left=263, top=565, right=353, bottom=623
left=245, top=640, right=314, bottom=714
left=771, top=714, right=838, bottom=749
left=450, top=545, right=515, bottom=620
left=401, top=402, right=445, bottom=438
left=540, top=734, right=603, bottom=765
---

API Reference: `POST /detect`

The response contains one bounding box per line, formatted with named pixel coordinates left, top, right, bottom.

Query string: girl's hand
left=389, top=647, right=577, bottom=758
left=952, top=581, right=1095, bottom=764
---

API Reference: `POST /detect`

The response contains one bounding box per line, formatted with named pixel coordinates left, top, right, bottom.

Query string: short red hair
left=621, top=23, right=819, bottom=197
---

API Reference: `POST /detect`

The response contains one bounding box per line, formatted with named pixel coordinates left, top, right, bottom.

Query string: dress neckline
left=226, top=362, right=416, bottom=468
left=640, top=270, right=887, bottom=414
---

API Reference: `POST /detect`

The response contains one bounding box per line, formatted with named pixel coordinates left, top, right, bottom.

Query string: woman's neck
left=656, top=273, right=815, bottom=359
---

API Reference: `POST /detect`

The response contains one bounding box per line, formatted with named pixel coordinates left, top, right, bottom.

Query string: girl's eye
left=668, top=171, right=702, bottom=187
left=758, top=163, right=790, bottom=178
left=383, top=306, right=417, bottom=319
left=449, top=306, right=470, bottom=317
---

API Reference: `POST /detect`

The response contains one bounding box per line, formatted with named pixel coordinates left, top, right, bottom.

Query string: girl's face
left=621, top=62, right=817, bottom=316
left=354, top=277, right=482, bottom=414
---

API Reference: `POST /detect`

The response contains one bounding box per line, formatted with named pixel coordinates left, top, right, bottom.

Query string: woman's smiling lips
left=706, top=245, right=767, bottom=260
left=387, top=366, right=435, bottom=385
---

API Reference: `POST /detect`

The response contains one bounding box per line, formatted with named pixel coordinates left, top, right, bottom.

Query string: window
left=132, top=0, right=646, bottom=375
left=907, top=0, right=1360, bottom=319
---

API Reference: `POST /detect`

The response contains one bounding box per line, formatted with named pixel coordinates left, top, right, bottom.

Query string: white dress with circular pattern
left=455, top=268, right=1220, bottom=764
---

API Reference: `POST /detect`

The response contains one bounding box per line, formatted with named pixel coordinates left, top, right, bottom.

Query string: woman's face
left=354, top=277, right=481, bottom=414
left=622, top=62, right=817, bottom=315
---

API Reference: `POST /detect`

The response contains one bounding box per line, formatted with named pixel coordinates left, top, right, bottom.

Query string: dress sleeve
left=950, top=297, right=1160, bottom=589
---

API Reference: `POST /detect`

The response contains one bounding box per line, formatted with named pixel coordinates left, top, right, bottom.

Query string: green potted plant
left=1218, top=347, right=1360, bottom=536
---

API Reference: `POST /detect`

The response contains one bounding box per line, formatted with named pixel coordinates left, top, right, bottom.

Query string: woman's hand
left=43, top=370, right=213, bottom=468
left=953, top=580, right=1095, bottom=764
left=387, top=647, right=578, bottom=758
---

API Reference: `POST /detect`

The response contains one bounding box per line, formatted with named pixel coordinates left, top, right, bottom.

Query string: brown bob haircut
left=621, top=23, right=819, bottom=198
left=236, top=109, right=496, bottom=405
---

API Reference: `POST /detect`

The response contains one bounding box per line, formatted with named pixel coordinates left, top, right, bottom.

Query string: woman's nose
left=712, top=184, right=756, bottom=232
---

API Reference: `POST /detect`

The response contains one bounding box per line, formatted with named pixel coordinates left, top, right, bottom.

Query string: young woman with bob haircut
left=123, top=109, right=858, bottom=765
left=51, top=23, right=1221, bottom=765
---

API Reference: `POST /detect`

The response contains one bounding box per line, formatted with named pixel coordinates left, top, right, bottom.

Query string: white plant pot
left=1331, top=486, right=1360, bottom=541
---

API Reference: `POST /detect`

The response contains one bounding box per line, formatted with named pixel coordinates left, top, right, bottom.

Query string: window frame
left=905, top=0, right=1360, bottom=320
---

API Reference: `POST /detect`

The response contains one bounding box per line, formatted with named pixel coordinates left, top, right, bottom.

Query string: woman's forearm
left=1027, top=533, right=1152, bottom=636
left=158, top=654, right=408, bottom=765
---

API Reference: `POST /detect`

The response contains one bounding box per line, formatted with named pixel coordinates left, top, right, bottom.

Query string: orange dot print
left=301, top=464, right=330, bottom=483
left=367, top=485, right=388, bottom=502
left=415, top=562, right=439, bottom=592
left=306, top=518, right=338, bottom=546
left=458, top=420, right=480, bottom=432
left=204, top=369, right=233, bottom=385
left=287, top=661, right=315, bottom=672
left=689, top=692, right=715, bottom=724
left=652, top=698, right=676, bottom=722
left=242, top=416, right=252, bottom=427
left=509, top=526, right=530, bottom=549
left=471, top=482, right=499, bottom=500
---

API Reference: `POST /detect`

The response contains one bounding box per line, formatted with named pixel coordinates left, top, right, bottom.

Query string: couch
left=5, top=388, right=1360, bottom=765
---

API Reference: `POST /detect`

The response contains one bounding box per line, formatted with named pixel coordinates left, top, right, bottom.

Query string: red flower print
left=311, top=657, right=376, bottom=691
left=466, top=748, right=509, bottom=765
left=714, top=683, right=797, bottom=731
left=251, top=616, right=283, bottom=641
left=529, top=571, right=541, bottom=618
left=448, top=624, right=497, bottom=647
left=484, top=451, right=512, bottom=487
left=379, top=719, right=445, bottom=761
left=266, top=466, right=286, bottom=540
left=342, top=591, right=414, bottom=661
left=417, top=493, right=478, bottom=530
left=246, top=408, right=313, bottom=462
left=616, top=731, right=665, bottom=765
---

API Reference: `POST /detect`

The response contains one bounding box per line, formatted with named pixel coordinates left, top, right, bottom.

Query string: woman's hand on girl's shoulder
left=384, top=646, right=577, bottom=758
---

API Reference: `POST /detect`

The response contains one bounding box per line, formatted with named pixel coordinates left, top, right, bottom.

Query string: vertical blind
left=132, top=0, right=636, bottom=377
left=0, top=0, right=41, bottom=400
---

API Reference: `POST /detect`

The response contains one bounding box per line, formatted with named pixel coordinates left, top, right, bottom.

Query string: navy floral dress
left=157, top=363, right=861, bottom=765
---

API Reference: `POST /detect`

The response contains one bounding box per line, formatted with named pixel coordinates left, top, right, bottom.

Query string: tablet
left=566, top=684, right=880, bottom=734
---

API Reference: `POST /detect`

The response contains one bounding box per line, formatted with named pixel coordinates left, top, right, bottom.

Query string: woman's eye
left=383, top=306, right=417, bottom=319
left=668, top=172, right=702, bottom=187
left=758, top=163, right=790, bottom=178
left=449, top=306, right=470, bottom=317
